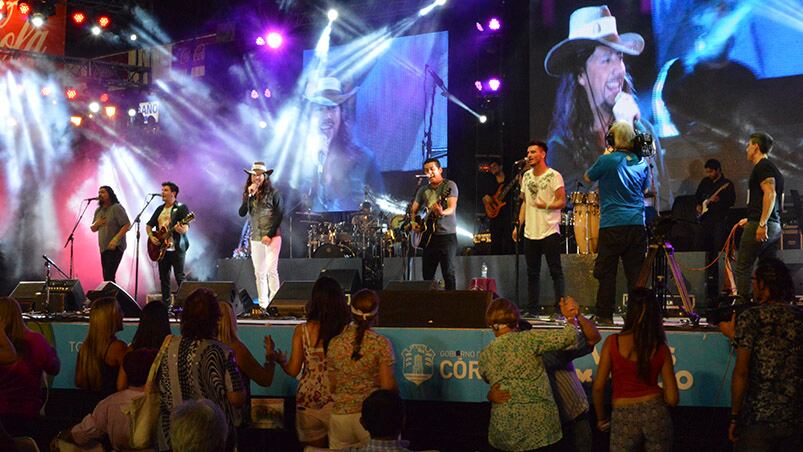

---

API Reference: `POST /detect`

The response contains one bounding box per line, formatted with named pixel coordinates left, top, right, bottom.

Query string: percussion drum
left=312, top=243, right=355, bottom=258
left=572, top=203, right=600, bottom=254
left=570, top=191, right=587, bottom=205
left=586, top=191, right=599, bottom=205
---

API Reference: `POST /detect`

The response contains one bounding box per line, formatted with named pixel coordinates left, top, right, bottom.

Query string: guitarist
left=147, top=182, right=191, bottom=305
left=694, top=159, right=735, bottom=303
left=481, top=158, right=514, bottom=254
left=411, top=158, right=459, bottom=290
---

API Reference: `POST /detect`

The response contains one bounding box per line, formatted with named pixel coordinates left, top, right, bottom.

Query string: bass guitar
left=147, top=212, right=196, bottom=262
left=697, top=182, right=730, bottom=220
left=412, top=187, right=451, bottom=249
left=483, top=176, right=518, bottom=219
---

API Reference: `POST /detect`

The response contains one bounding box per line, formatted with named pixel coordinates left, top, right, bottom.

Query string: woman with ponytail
left=592, top=287, right=678, bottom=451
left=326, top=289, right=397, bottom=448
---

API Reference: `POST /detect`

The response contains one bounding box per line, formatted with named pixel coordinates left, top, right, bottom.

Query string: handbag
left=124, top=335, right=172, bottom=449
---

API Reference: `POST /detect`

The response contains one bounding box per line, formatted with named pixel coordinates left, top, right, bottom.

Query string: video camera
left=632, top=131, right=656, bottom=159
left=705, top=294, right=755, bottom=325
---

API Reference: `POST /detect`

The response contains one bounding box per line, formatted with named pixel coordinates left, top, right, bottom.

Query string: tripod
left=636, top=241, right=699, bottom=326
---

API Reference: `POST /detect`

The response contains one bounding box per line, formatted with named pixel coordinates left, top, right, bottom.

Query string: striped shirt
left=542, top=333, right=592, bottom=422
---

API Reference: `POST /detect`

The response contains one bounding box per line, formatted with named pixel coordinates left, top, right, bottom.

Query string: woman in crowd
left=0, top=297, right=61, bottom=437
left=592, top=288, right=678, bottom=451
left=326, top=289, right=397, bottom=448
left=75, top=297, right=126, bottom=398
left=155, top=288, right=244, bottom=452
left=479, top=297, right=580, bottom=451
left=217, top=300, right=277, bottom=428
left=117, top=300, right=172, bottom=390
left=276, top=276, right=351, bottom=448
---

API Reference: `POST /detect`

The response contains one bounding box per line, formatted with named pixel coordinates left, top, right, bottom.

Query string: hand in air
left=612, top=92, right=641, bottom=124
left=559, top=296, right=580, bottom=321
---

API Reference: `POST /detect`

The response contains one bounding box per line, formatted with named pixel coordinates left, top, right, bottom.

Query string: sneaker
left=592, top=315, right=614, bottom=326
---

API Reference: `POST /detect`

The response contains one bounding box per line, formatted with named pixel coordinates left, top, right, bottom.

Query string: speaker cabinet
left=378, top=290, right=492, bottom=328
left=87, top=281, right=141, bottom=318
left=9, top=280, right=85, bottom=312
left=383, top=280, right=438, bottom=291
left=270, top=281, right=315, bottom=317
left=319, top=268, right=361, bottom=294
left=174, top=281, right=236, bottom=308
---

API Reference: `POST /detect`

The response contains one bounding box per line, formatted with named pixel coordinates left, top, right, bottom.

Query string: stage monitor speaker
left=383, top=280, right=438, bottom=291
left=9, top=280, right=85, bottom=312
left=270, top=281, right=315, bottom=317
left=87, top=281, right=141, bottom=318
left=174, top=281, right=235, bottom=308
left=378, top=290, right=492, bottom=328
left=319, top=268, right=361, bottom=294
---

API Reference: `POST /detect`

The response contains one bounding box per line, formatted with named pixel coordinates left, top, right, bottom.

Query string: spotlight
left=479, top=115, right=488, bottom=123
left=18, top=2, right=30, bottom=15
left=104, top=106, right=116, bottom=118
left=65, top=88, right=78, bottom=100
left=69, top=116, right=83, bottom=127
left=88, top=101, right=100, bottom=113
left=90, top=25, right=101, bottom=36
left=30, top=13, right=44, bottom=27
left=266, top=32, right=283, bottom=49
left=488, top=18, right=501, bottom=31
left=127, top=108, right=136, bottom=117
left=40, top=86, right=52, bottom=97
left=72, top=11, right=86, bottom=25
left=99, top=93, right=109, bottom=103
left=263, top=88, right=272, bottom=98
left=97, top=16, right=110, bottom=28
left=327, top=9, right=338, bottom=22
left=250, top=89, right=259, bottom=99
left=475, top=22, right=484, bottom=32
left=255, top=36, right=266, bottom=46
left=474, top=81, right=483, bottom=92
left=129, top=33, right=137, bottom=41
left=487, top=77, right=501, bottom=92
left=258, top=120, right=268, bottom=129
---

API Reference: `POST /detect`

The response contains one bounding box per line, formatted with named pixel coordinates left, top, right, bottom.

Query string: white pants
left=251, top=237, right=281, bottom=308
left=328, top=412, right=370, bottom=449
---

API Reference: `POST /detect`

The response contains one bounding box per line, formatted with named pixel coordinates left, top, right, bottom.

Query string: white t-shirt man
left=520, top=167, right=564, bottom=240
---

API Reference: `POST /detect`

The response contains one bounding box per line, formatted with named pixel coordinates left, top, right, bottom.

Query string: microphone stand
left=132, top=194, right=159, bottom=301
left=511, top=165, right=526, bottom=306
left=402, top=177, right=426, bottom=281
left=63, top=199, right=95, bottom=278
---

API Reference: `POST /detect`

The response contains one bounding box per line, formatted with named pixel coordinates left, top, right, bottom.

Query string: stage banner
left=0, top=1, right=66, bottom=56
left=45, top=322, right=734, bottom=407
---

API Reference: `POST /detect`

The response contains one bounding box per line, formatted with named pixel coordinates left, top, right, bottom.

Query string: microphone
left=415, top=174, right=429, bottom=178
left=425, top=65, right=446, bottom=90
left=148, top=193, right=161, bottom=197
left=513, top=158, right=527, bottom=166
left=84, top=197, right=99, bottom=201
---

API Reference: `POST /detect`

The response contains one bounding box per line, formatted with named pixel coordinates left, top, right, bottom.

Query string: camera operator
left=583, top=121, right=650, bottom=325
left=718, top=258, right=803, bottom=450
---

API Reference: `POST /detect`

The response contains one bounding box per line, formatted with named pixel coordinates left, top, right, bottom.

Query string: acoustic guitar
left=412, top=187, right=451, bottom=249
left=147, top=212, right=196, bottom=262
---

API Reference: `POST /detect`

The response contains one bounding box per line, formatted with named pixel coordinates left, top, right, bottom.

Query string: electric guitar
left=147, top=212, right=196, bottom=262
left=483, top=177, right=518, bottom=219
left=411, top=187, right=451, bottom=249
left=697, top=182, right=730, bottom=219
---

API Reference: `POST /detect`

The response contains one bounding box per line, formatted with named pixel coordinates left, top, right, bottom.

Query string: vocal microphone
left=84, top=196, right=99, bottom=201
left=513, top=158, right=527, bottom=166
left=148, top=193, right=162, bottom=197
left=415, top=174, right=429, bottom=178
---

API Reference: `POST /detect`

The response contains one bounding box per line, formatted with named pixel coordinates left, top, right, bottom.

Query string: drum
left=570, top=191, right=587, bottom=205
left=312, top=243, right=355, bottom=258
left=572, top=204, right=600, bottom=254
left=586, top=191, right=599, bottom=205
left=331, top=222, right=352, bottom=244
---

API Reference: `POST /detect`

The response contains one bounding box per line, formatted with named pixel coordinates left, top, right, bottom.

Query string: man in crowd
left=411, top=158, right=459, bottom=290
left=584, top=121, right=649, bottom=325
left=695, top=159, right=736, bottom=302
left=513, top=141, right=566, bottom=317
left=147, top=181, right=191, bottom=305
left=734, top=132, right=784, bottom=304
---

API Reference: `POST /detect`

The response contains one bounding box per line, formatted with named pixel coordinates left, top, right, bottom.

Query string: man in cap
left=544, top=5, right=665, bottom=211
left=306, top=76, right=384, bottom=212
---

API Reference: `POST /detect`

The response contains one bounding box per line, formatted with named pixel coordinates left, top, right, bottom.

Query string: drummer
left=512, top=140, right=566, bottom=319
left=583, top=121, right=649, bottom=326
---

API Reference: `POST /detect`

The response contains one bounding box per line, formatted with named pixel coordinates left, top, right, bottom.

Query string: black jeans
left=523, top=233, right=565, bottom=312
left=100, top=248, right=124, bottom=282
left=422, top=233, right=457, bottom=290
left=594, top=225, right=647, bottom=318
left=158, top=250, right=185, bottom=304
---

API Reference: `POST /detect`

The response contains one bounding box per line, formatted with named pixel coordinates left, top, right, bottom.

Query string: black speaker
left=174, top=281, right=236, bottom=308
left=383, top=280, right=438, bottom=291
left=9, top=280, right=85, bottom=312
left=318, top=269, right=361, bottom=294
left=378, top=290, right=492, bottom=328
left=270, top=281, right=315, bottom=317
left=87, top=281, right=141, bottom=318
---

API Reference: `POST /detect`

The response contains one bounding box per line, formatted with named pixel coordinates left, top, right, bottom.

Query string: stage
left=34, top=317, right=734, bottom=408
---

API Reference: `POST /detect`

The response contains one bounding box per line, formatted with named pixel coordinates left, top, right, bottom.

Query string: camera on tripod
left=705, top=294, right=754, bottom=324
left=633, top=131, right=655, bottom=159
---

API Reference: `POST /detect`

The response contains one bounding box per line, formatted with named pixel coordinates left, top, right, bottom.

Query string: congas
left=588, top=204, right=600, bottom=253
left=570, top=192, right=587, bottom=205
left=312, top=243, right=355, bottom=258
left=573, top=204, right=600, bottom=254
left=586, top=191, right=599, bottom=206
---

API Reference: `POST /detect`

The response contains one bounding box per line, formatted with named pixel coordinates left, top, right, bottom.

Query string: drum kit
left=299, top=205, right=407, bottom=259
left=569, top=190, right=600, bottom=254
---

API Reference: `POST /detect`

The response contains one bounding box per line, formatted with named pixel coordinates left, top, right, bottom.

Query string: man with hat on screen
left=544, top=5, right=665, bottom=212
left=306, top=76, right=384, bottom=212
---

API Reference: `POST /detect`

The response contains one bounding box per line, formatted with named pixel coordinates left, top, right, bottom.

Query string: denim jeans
left=594, top=225, right=647, bottom=318
left=422, top=233, right=458, bottom=290
left=735, top=221, right=781, bottom=304
left=158, top=250, right=185, bottom=305
left=523, top=233, right=565, bottom=312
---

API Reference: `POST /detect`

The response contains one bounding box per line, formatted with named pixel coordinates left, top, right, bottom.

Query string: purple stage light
left=474, top=80, right=483, bottom=92
left=488, top=18, right=501, bottom=31
left=266, top=32, right=283, bottom=49
left=487, top=78, right=501, bottom=91
left=250, top=90, right=259, bottom=99
left=475, top=22, right=484, bottom=32
left=255, top=36, right=266, bottom=46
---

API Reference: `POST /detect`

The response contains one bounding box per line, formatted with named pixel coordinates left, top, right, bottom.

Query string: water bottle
left=481, top=262, right=488, bottom=279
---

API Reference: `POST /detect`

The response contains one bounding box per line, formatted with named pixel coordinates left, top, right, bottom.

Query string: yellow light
left=70, top=116, right=83, bottom=127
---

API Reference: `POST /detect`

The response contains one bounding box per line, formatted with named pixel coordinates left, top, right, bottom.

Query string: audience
left=0, top=297, right=61, bottom=437
left=719, top=258, right=803, bottom=450
left=327, top=289, right=397, bottom=449
left=118, top=301, right=172, bottom=390
left=170, top=399, right=228, bottom=452
left=339, top=389, right=412, bottom=452
left=75, top=297, right=126, bottom=398
left=154, top=288, right=245, bottom=451
left=217, top=300, right=277, bottom=428
left=592, top=288, right=678, bottom=451
left=57, top=348, right=157, bottom=451
left=276, top=276, right=351, bottom=448
left=479, top=297, right=580, bottom=451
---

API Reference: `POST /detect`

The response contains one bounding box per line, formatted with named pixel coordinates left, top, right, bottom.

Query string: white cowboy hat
left=544, top=5, right=644, bottom=77
left=305, top=77, right=357, bottom=107
left=244, top=161, right=274, bottom=176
